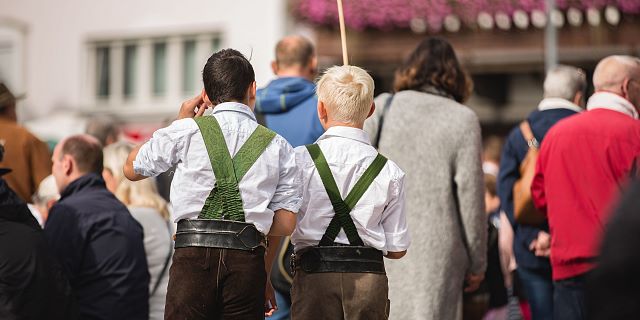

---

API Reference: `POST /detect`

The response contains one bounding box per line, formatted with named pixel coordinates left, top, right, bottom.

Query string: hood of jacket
left=256, top=77, right=316, bottom=115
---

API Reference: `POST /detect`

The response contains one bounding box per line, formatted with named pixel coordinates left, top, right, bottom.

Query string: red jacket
left=532, top=108, right=640, bottom=280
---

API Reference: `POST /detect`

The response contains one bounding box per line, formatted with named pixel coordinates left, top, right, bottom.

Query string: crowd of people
left=0, top=35, right=638, bottom=320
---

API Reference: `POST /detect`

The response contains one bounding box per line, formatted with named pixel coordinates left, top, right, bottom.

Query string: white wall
left=0, top=0, right=287, bottom=121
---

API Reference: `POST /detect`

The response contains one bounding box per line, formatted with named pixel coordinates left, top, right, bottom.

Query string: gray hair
left=543, top=65, right=587, bottom=101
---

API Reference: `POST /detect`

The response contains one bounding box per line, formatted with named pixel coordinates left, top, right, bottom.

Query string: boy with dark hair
left=124, top=48, right=301, bottom=319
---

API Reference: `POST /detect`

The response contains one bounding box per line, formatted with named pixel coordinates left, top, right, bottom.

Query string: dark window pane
left=96, top=46, right=110, bottom=98
left=153, top=41, right=167, bottom=96
left=124, top=44, right=137, bottom=98
left=182, top=40, right=196, bottom=93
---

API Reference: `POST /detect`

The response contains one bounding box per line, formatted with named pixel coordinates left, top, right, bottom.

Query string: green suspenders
left=194, top=116, right=276, bottom=221
left=305, top=144, right=388, bottom=247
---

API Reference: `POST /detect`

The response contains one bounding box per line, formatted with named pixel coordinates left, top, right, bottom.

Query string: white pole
left=337, top=0, right=349, bottom=65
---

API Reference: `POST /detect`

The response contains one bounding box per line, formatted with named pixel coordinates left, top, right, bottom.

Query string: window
left=182, top=39, right=196, bottom=93
left=96, top=46, right=110, bottom=98
left=123, top=44, right=137, bottom=98
left=88, top=33, right=221, bottom=105
left=153, top=41, right=167, bottom=96
left=212, top=38, right=221, bottom=52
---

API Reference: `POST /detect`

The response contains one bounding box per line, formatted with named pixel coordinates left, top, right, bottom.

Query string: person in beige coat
left=364, top=37, right=487, bottom=320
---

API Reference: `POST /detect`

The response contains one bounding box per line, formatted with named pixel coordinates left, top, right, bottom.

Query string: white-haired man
left=290, top=65, right=410, bottom=320
left=497, top=65, right=586, bottom=320
left=532, top=56, right=640, bottom=320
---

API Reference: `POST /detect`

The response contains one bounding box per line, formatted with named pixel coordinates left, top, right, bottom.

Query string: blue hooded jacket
left=256, top=77, right=324, bottom=147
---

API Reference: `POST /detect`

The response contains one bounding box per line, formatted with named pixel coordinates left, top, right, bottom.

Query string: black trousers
left=164, top=247, right=266, bottom=320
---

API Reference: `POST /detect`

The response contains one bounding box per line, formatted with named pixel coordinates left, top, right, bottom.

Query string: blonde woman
left=103, top=141, right=172, bottom=320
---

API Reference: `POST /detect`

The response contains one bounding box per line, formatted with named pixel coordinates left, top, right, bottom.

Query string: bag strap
left=519, top=121, right=539, bottom=150
left=194, top=116, right=274, bottom=221
left=305, top=144, right=388, bottom=246
left=373, top=94, right=395, bottom=148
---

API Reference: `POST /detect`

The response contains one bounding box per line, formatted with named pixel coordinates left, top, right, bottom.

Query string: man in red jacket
left=531, top=55, right=640, bottom=320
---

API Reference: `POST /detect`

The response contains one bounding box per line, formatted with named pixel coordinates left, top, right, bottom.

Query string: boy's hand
left=264, top=280, right=278, bottom=317
left=178, top=94, right=210, bottom=119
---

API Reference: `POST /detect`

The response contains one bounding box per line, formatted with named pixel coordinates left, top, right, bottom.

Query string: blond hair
left=103, top=141, right=169, bottom=220
left=316, top=65, right=375, bottom=124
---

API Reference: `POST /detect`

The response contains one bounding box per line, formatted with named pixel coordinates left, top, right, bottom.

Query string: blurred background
left=1, top=0, right=639, bottom=144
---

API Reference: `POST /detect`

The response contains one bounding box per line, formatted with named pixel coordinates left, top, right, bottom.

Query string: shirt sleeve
left=268, top=140, right=302, bottom=213
left=381, top=172, right=411, bottom=252
left=133, top=119, right=195, bottom=177
left=531, top=143, right=548, bottom=214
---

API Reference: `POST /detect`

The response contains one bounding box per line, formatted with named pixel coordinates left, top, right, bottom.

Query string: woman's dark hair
left=393, top=37, right=473, bottom=103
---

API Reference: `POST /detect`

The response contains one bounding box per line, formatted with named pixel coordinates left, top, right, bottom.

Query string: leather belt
left=174, top=219, right=267, bottom=251
left=293, top=246, right=385, bottom=274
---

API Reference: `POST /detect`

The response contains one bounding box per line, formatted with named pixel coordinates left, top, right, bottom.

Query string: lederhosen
left=174, top=116, right=275, bottom=252
left=292, top=143, right=388, bottom=274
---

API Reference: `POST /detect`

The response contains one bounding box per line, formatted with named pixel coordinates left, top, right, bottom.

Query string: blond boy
left=290, top=66, right=410, bottom=320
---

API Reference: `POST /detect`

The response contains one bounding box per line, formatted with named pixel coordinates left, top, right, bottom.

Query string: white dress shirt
left=291, top=126, right=411, bottom=254
left=133, top=102, right=302, bottom=234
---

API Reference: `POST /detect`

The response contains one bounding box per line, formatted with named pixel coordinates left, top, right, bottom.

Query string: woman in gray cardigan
left=364, top=37, right=487, bottom=320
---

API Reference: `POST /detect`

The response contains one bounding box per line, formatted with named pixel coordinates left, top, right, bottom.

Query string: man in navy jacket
left=498, top=65, right=586, bottom=320
left=255, top=35, right=324, bottom=320
left=45, top=135, right=149, bottom=320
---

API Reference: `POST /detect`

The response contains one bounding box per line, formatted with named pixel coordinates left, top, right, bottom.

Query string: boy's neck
left=324, top=120, right=364, bottom=130
left=214, top=99, right=254, bottom=111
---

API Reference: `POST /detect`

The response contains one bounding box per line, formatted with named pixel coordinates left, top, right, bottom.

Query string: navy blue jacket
left=256, top=77, right=324, bottom=147
left=44, top=173, right=149, bottom=320
left=498, top=108, right=578, bottom=270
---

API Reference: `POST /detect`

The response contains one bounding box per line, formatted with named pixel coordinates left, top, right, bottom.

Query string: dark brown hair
left=61, top=135, right=103, bottom=174
left=202, top=49, right=255, bottom=105
left=393, top=37, right=473, bottom=103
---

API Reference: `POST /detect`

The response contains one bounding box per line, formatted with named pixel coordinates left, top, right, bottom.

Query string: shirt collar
left=317, top=126, right=372, bottom=145
left=211, top=102, right=257, bottom=122
left=537, top=98, right=583, bottom=113
left=586, top=91, right=639, bottom=119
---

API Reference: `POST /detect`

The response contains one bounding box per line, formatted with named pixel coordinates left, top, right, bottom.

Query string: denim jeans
left=517, top=266, right=554, bottom=320
left=554, top=274, right=587, bottom=320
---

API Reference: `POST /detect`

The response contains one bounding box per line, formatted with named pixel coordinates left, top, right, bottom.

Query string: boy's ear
left=317, top=100, right=328, bottom=125
left=201, top=88, right=212, bottom=105
left=366, top=102, right=376, bottom=119
left=249, top=81, right=257, bottom=99
left=271, top=61, right=279, bottom=75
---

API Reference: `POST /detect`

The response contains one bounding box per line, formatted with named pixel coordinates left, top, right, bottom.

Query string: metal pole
left=545, top=0, right=558, bottom=72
